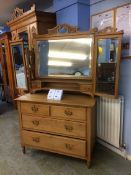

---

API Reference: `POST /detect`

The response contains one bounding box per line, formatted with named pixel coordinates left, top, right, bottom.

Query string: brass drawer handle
left=64, top=110, right=73, bottom=116
left=65, top=143, right=73, bottom=150
left=32, top=120, right=40, bottom=126
left=87, top=87, right=91, bottom=91
left=64, top=125, right=73, bottom=132
left=31, top=105, right=38, bottom=112
left=32, top=137, right=40, bottom=143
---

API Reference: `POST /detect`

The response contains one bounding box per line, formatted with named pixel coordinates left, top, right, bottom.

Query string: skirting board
left=97, top=139, right=131, bottom=161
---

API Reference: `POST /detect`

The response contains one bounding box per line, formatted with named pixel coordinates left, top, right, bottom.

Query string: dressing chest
left=16, top=93, right=96, bottom=167
left=15, top=24, right=123, bottom=168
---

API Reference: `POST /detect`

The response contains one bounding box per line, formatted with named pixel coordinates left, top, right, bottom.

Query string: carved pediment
left=11, top=4, right=36, bottom=20
left=97, top=26, right=115, bottom=33
left=11, top=31, right=20, bottom=41
left=12, top=7, right=24, bottom=20
left=48, top=24, right=78, bottom=35
left=91, top=27, right=123, bottom=35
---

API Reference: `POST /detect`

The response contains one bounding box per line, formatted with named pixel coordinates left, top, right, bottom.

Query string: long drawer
left=21, top=102, right=49, bottom=116
left=51, top=106, right=86, bottom=121
left=22, top=115, right=86, bottom=138
left=22, top=130, right=86, bottom=158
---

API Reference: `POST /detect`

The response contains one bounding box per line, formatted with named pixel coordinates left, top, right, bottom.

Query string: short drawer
left=51, top=106, right=86, bottom=121
left=22, top=130, right=86, bottom=158
left=80, top=84, right=93, bottom=93
left=22, top=115, right=86, bottom=138
left=21, top=102, right=49, bottom=116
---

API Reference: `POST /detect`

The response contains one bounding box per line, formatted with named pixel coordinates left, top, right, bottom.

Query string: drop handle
left=65, top=143, right=73, bottom=150
left=64, top=110, right=73, bottom=116
left=32, top=137, right=40, bottom=143
left=31, top=105, right=38, bottom=112
left=32, top=120, right=40, bottom=126
left=64, top=125, right=73, bottom=132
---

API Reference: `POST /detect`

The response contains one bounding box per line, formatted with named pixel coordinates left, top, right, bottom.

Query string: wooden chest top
left=15, top=93, right=96, bottom=108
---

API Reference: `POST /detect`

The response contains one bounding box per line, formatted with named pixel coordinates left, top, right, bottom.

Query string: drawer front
left=51, top=106, right=86, bottom=121
left=22, top=130, right=86, bottom=157
left=22, top=115, right=86, bottom=138
left=21, top=102, right=49, bottom=116
left=80, top=84, right=93, bottom=93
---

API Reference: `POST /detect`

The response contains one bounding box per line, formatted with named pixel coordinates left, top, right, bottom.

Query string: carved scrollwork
left=4, top=41, right=8, bottom=49
left=30, top=4, right=36, bottom=11
left=31, top=26, right=37, bottom=35
left=11, top=4, right=36, bottom=21
left=11, top=7, right=24, bottom=20
left=11, top=31, right=20, bottom=41
left=97, top=26, right=115, bottom=34
left=89, top=28, right=98, bottom=33
left=48, top=24, right=78, bottom=35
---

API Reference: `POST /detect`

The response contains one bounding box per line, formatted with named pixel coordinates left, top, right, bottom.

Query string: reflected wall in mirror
left=11, top=44, right=27, bottom=89
left=95, top=38, right=119, bottom=95
left=1, top=43, right=9, bottom=86
left=35, top=37, right=93, bottom=78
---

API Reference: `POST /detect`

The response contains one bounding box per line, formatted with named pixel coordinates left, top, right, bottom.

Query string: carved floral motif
left=31, top=26, right=37, bottom=35
left=11, top=4, right=36, bottom=20
left=12, top=7, right=24, bottom=20
left=11, top=31, right=20, bottom=41
left=48, top=24, right=78, bottom=35
left=97, top=26, right=115, bottom=33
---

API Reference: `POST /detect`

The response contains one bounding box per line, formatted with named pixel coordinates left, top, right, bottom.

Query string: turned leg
left=22, top=146, right=26, bottom=154
left=87, top=160, right=91, bottom=169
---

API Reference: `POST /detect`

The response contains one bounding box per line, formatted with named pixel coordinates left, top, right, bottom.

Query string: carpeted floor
left=0, top=102, right=131, bottom=175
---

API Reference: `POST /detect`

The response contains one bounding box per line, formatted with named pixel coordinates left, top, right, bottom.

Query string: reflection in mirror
left=35, top=37, right=93, bottom=78
left=12, top=44, right=27, bottom=89
left=96, top=38, right=119, bottom=95
left=2, top=43, right=9, bottom=85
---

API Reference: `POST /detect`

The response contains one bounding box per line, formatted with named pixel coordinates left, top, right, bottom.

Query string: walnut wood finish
left=0, top=32, right=15, bottom=101
left=7, top=4, right=56, bottom=49
left=16, top=93, right=96, bottom=167
left=6, top=4, right=56, bottom=98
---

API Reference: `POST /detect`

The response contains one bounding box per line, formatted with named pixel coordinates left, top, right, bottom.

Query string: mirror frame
left=31, top=31, right=95, bottom=96
left=34, top=32, right=95, bottom=80
left=31, top=24, right=123, bottom=98
left=94, top=31, right=123, bottom=98
left=10, top=40, right=28, bottom=92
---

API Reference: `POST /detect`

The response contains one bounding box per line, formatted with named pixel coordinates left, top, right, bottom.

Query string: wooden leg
left=22, top=146, right=26, bottom=154
left=87, top=161, right=91, bottom=169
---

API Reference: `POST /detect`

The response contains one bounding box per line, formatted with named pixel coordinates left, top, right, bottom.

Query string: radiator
left=97, top=96, right=124, bottom=148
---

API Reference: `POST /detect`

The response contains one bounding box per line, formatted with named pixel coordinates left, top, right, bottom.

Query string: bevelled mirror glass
left=35, top=37, right=93, bottom=78
left=11, top=44, right=27, bottom=89
left=95, top=38, right=119, bottom=95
